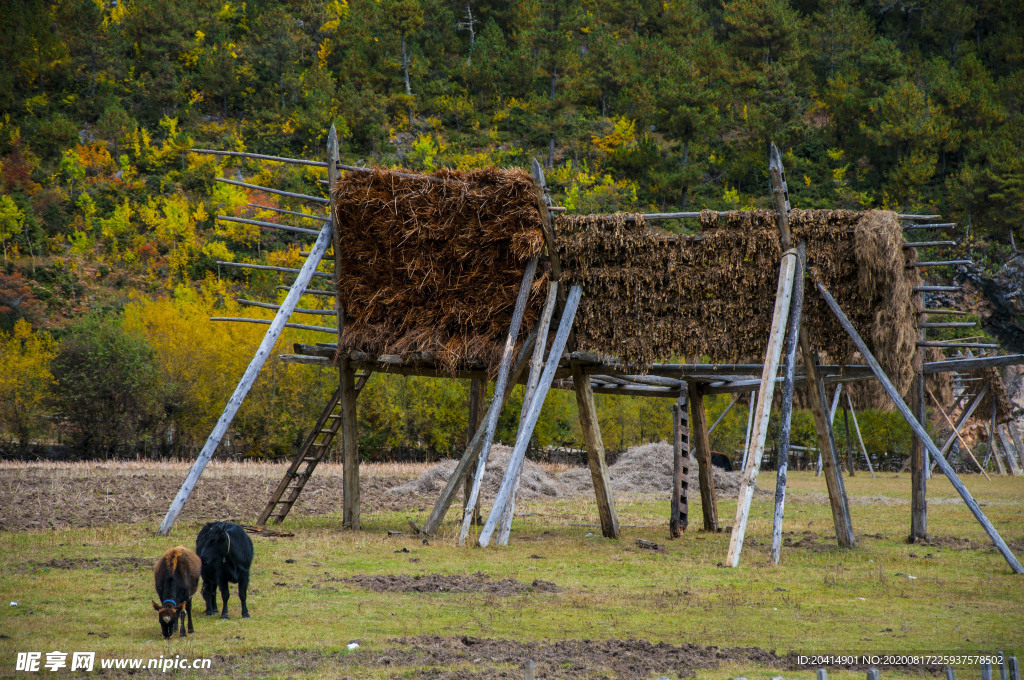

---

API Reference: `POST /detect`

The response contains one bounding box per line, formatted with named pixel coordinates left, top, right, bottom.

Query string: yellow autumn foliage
left=0, top=320, right=57, bottom=445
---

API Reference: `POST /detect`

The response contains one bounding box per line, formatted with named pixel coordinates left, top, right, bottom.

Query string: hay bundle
left=332, top=168, right=547, bottom=372
left=556, top=208, right=920, bottom=394
left=974, top=367, right=1014, bottom=425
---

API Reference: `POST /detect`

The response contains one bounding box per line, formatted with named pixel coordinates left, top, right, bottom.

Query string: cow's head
left=152, top=600, right=186, bottom=639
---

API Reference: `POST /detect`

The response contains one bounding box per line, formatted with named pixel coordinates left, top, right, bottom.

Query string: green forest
left=0, top=0, right=1015, bottom=461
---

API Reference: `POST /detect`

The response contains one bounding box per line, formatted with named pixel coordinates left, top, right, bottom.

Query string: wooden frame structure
left=157, top=131, right=1024, bottom=573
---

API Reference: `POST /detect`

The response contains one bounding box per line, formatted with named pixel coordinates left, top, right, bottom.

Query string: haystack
left=556, top=209, right=922, bottom=395
left=332, top=168, right=547, bottom=373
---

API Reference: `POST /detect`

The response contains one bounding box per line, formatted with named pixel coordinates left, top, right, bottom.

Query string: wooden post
left=1006, top=421, right=1024, bottom=473
left=421, top=326, right=538, bottom=535
left=802, top=348, right=856, bottom=548
left=930, top=387, right=989, bottom=473
left=157, top=219, right=334, bottom=536
left=497, top=282, right=559, bottom=543
left=478, top=286, right=585, bottom=546
left=843, top=400, right=855, bottom=476
left=927, top=388, right=991, bottom=479
left=740, top=390, right=755, bottom=470
left=990, top=421, right=1008, bottom=475
left=571, top=359, right=620, bottom=540
left=688, top=382, right=719, bottom=532
left=816, top=282, right=1023, bottom=573
left=997, top=426, right=1023, bottom=476
left=726, top=246, right=798, bottom=567
left=845, top=392, right=876, bottom=478
left=771, top=242, right=806, bottom=565
left=707, top=393, right=740, bottom=436
left=458, top=257, right=539, bottom=545
left=815, top=386, right=842, bottom=476
left=670, top=391, right=690, bottom=538
left=326, top=125, right=361, bottom=530
left=464, top=377, right=486, bottom=525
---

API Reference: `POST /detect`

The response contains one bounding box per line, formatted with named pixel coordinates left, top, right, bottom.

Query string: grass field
left=1, top=462, right=1022, bottom=679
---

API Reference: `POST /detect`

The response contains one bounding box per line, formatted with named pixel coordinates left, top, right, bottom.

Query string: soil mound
left=388, top=446, right=566, bottom=500
left=393, top=441, right=769, bottom=501
left=561, top=441, right=769, bottom=498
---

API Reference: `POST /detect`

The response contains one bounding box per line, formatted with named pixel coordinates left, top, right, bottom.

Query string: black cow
left=196, top=521, right=254, bottom=620
left=710, top=452, right=733, bottom=471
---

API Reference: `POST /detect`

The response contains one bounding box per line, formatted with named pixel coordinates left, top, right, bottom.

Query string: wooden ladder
left=257, top=371, right=370, bottom=525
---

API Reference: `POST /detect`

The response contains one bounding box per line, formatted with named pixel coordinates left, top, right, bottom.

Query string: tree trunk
left=402, top=32, right=412, bottom=96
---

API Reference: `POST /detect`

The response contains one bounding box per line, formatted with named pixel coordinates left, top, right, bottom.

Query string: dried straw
left=332, top=168, right=547, bottom=373
left=556, top=208, right=921, bottom=394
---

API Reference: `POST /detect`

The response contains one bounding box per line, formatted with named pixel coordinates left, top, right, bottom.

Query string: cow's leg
left=238, top=571, right=250, bottom=619
left=219, top=574, right=230, bottom=619
left=186, top=598, right=194, bottom=634
left=203, top=579, right=216, bottom=616
left=178, top=609, right=186, bottom=638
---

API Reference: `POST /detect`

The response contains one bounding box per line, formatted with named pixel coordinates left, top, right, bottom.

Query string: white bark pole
left=845, top=391, right=876, bottom=478
left=497, top=282, right=559, bottom=543
left=158, top=219, right=334, bottom=536
left=726, top=247, right=797, bottom=567
left=479, top=286, right=583, bottom=547
left=457, top=257, right=539, bottom=545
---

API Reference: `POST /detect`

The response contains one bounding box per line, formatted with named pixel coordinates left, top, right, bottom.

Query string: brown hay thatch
left=332, top=167, right=547, bottom=372
left=556, top=208, right=921, bottom=394
left=974, top=367, right=1014, bottom=425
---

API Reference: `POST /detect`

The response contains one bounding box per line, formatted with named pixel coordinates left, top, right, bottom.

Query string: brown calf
left=152, top=546, right=201, bottom=639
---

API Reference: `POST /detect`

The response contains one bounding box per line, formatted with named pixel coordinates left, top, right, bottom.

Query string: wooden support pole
left=216, top=214, right=321, bottom=236
left=1007, top=421, right=1024, bottom=473
left=843, top=400, right=855, bottom=476
left=726, top=246, right=798, bottom=567
left=464, top=377, right=486, bottom=525
left=707, top=393, right=740, bottom=436
left=157, top=219, right=334, bottom=535
left=816, top=281, right=1023, bottom=573
left=478, top=286, right=585, bottom=546
left=845, top=392, right=875, bottom=478
left=215, top=177, right=329, bottom=204
left=927, top=388, right=991, bottom=479
left=688, top=382, right=719, bottom=532
left=804, top=354, right=855, bottom=547
left=771, top=242, right=806, bottom=565
left=997, top=426, right=1023, bottom=476
left=497, top=282, right=559, bottom=543
left=815, top=386, right=842, bottom=476
left=421, top=326, right=539, bottom=536
left=570, top=359, right=620, bottom=541
left=740, top=390, right=755, bottom=470
left=670, top=391, right=690, bottom=538
left=458, top=258, right=540, bottom=545
left=247, top=203, right=328, bottom=221
left=326, top=125, right=361, bottom=530
left=930, top=387, right=989, bottom=473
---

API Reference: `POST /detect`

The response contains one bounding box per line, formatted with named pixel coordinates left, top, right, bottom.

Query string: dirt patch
left=339, top=572, right=560, bottom=596
left=28, top=556, right=156, bottom=571
left=0, top=462, right=418, bottom=532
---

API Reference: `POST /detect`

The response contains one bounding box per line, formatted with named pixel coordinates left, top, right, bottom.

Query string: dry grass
left=1, top=469, right=1021, bottom=679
